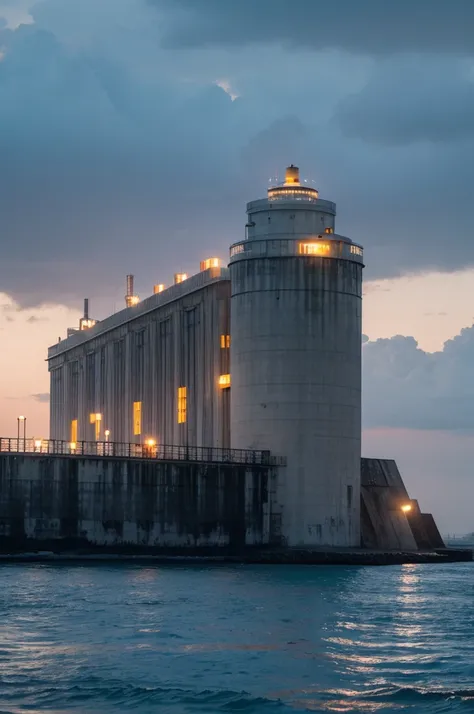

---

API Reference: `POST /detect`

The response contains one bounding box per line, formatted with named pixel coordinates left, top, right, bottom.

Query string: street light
left=144, top=438, right=157, bottom=457
left=17, top=416, right=26, bottom=451
left=401, top=504, right=412, bottom=513
left=104, top=430, right=110, bottom=442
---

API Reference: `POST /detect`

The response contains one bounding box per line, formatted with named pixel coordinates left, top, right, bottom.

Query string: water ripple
left=0, top=562, right=473, bottom=712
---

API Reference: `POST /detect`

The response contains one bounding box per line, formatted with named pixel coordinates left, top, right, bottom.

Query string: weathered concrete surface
left=0, top=454, right=273, bottom=550
left=361, top=458, right=445, bottom=551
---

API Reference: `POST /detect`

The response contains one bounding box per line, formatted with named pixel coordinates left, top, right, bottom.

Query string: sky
left=1, top=0, right=474, bottom=535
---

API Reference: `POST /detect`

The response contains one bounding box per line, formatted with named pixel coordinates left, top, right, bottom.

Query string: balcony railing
left=0, top=438, right=283, bottom=466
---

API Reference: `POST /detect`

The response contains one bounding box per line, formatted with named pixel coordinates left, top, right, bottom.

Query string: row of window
left=70, top=374, right=232, bottom=442
left=298, top=242, right=331, bottom=255
left=350, top=245, right=363, bottom=257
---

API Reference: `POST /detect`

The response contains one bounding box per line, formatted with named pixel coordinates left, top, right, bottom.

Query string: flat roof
left=48, top=267, right=230, bottom=360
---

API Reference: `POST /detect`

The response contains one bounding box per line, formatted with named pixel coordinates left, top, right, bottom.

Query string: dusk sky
left=1, top=0, right=474, bottom=534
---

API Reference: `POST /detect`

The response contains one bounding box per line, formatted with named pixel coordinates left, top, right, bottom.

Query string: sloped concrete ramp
left=361, top=458, right=444, bottom=551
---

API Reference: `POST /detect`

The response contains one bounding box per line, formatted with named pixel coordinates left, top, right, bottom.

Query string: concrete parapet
left=0, top=453, right=273, bottom=550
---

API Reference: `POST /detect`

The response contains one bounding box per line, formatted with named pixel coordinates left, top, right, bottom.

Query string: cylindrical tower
left=229, top=166, right=364, bottom=547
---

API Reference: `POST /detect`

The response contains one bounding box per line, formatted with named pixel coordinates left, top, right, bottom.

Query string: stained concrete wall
left=361, top=458, right=444, bottom=550
left=0, top=454, right=273, bottom=550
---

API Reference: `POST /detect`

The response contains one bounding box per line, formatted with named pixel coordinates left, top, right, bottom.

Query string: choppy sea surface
left=1, top=563, right=473, bottom=713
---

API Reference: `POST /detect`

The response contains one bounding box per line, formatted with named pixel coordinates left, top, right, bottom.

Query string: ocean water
left=1, top=563, right=473, bottom=713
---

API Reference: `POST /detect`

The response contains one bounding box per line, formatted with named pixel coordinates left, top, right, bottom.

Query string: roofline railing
left=0, top=438, right=285, bottom=467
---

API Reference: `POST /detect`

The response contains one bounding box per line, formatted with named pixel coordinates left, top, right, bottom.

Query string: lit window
left=298, top=242, right=331, bottom=255
left=350, top=245, right=363, bottom=257
left=133, top=401, right=142, bottom=436
left=71, top=419, right=78, bottom=444
left=178, top=387, right=187, bottom=423
left=80, top=318, right=96, bottom=330
left=94, top=414, right=102, bottom=441
left=154, top=284, right=165, bottom=294
left=230, top=244, right=245, bottom=257
left=220, top=334, right=231, bottom=349
left=200, top=257, right=220, bottom=271
left=175, top=273, right=188, bottom=284
left=324, top=227, right=334, bottom=234
left=218, top=374, right=231, bottom=388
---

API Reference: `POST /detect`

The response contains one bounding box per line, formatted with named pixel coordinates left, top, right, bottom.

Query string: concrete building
left=230, top=165, right=363, bottom=546
left=48, top=268, right=231, bottom=449
left=48, top=165, right=363, bottom=548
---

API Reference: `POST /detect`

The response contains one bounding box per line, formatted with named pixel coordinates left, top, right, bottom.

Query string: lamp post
left=17, top=416, right=26, bottom=451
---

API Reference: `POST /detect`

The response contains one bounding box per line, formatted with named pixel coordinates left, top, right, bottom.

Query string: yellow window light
left=133, top=401, right=142, bottom=436
left=200, top=257, right=220, bottom=271
left=71, top=419, right=78, bottom=443
left=218, top=374, right=231, bottom=388
left=298, top=242, right=331, bottom=256
left=80, top=318, right=96, bottom=330
left=177, top=386, right=187, bottom=423
left=220, top=334, right=231, bottom=349
left=154, top=284, right=165, bottom=294
left=175, top=273, right=188, bottom=284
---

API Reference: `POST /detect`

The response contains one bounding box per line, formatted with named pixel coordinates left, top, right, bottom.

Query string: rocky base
left=0, top=544, right=471, bottom=566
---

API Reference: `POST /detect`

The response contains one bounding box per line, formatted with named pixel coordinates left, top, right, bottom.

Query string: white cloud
left=363, top=326, right=474, bottom=431
left=0, top=0, right=36, bottom=29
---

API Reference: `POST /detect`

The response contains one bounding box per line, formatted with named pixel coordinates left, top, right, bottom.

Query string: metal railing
left=0, top=438, right=282, bottom=466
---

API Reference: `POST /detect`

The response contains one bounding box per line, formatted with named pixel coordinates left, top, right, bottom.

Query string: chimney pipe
left=84, top=298, right=89, bottom=320
left=125, top=274, right=139, bottom=308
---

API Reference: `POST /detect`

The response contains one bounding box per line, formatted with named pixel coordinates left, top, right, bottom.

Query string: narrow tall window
left=347, top=485, right=353, bottom=509
left=220, top=334, right=231, bottom=349
left=70, top=419, right=78, bottom=444
left=133, top=401, right=142, bottom=436
left=177, top=387, right=187, bottom=424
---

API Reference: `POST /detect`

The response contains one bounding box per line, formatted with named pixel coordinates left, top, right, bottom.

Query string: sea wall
left=0, top=454, right=273, bottom=551
left=361, top=458, right=445, bottom=550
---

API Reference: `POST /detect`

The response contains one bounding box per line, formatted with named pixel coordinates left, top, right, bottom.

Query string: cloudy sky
left=1, top=0, right=474, bottom=534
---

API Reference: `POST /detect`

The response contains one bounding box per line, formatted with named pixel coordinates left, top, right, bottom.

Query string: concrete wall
left=48, top=269, right=231, bottom=449
left=229, top=182, right=363, bottom=549
left=0, top=454, right=273, bottom=550
left=231, top=253, right=363, bottom=548
left=361, top=458, right=445, bottom=550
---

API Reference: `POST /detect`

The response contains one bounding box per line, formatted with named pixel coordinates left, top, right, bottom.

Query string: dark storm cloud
left=1, top=0, right=474, bottom=306
left=363, top=327, right=474, bottom=431
left=154, top=0, right=474, bottom=56
left=334, top=57, right=474, bottom=145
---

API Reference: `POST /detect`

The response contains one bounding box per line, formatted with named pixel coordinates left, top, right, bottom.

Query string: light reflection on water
left=0, top=562, right=473, bottom=712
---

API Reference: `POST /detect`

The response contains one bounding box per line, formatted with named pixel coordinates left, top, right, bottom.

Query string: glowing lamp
left=401, top=504, right=412, bottom=513
left=200, top=257, right=220, bottom=271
